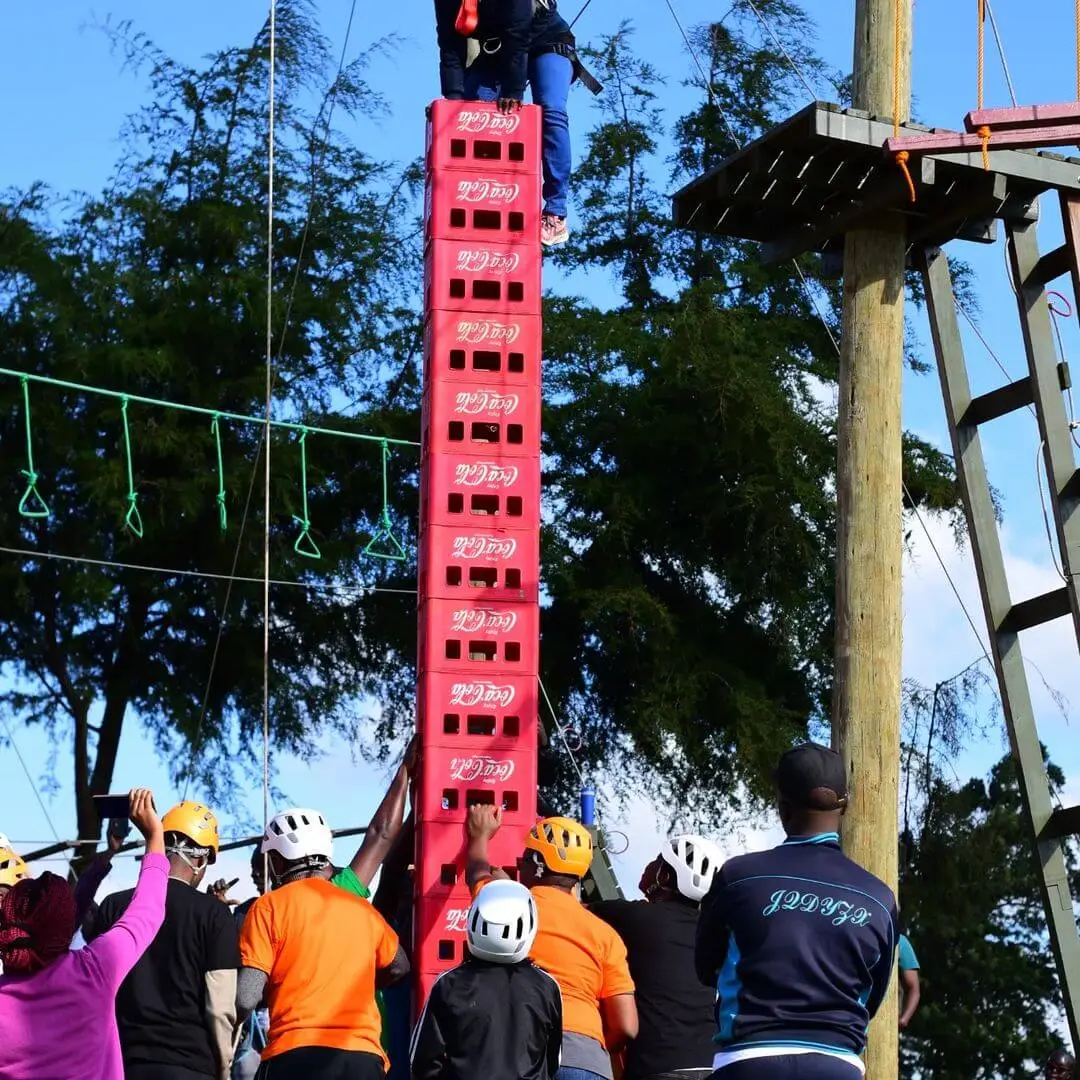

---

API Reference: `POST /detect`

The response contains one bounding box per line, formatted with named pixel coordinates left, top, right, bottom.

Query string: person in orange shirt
left=237, top=807, right=411, bottom=1080
left=465, top=805, right=638, bottom=1080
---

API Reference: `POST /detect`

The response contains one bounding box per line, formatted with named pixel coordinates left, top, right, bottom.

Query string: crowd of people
left=0, top=742, right=1075, bottom=1080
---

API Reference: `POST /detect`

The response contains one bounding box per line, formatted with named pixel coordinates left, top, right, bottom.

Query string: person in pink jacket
left=0, top=788, right=167, bottom=1080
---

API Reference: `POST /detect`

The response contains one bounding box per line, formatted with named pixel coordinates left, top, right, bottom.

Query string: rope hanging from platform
left=976, top=0, right=992, bottom=169
left=893, top=0, right=915, bottom=201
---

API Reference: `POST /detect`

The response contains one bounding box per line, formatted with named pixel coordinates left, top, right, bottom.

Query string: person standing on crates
left=435, top=0, right=601, bottom=248
left=465, top=806, right=639, bottom=1080
left=410, top=879, right=563, bottom=1080
left=590, top=836, right=725, bottom=1080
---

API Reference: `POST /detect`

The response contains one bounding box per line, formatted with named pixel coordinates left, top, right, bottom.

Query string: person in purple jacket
left=0, top=788, right=168, bottom=1080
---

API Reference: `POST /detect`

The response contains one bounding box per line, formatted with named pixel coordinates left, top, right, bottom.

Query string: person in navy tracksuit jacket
left=695, top=743, right=899, bottom=1079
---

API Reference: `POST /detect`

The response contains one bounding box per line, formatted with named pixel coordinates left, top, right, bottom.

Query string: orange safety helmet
left=162, top=801, right=220, bottom=864
left=524, top=816, right=594, bottom=877
left=0, top=848, right=30, bottom=887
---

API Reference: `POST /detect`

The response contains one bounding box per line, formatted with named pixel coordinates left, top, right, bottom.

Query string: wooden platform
left=671, top=101, right=1080, bottom=263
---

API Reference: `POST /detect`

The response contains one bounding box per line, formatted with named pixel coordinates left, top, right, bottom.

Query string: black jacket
left=410, top=957, right=563, bottom=1080
left=435, top=0, right=572, bottom=100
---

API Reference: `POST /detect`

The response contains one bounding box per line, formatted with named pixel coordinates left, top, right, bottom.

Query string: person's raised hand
left=497, top=96, right=522, bottom=115
left=128, top=788, right=165, bottom=855
left=209, top=878, right=240, bottom=907
left=403, top=734, right=420, bottom=780
left=466, top=803, right=502, bottom=841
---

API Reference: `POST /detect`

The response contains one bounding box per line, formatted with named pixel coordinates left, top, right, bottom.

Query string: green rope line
left=17, top=377, right=50, bottom=519
left=0, top=368, right=419, bottom=448
left=292, top=429, right=321, bottom=560
left=364, top=440, right=407, bottom=561
left=120, top=397, right=144, bottom=539
left=210, top=415, right=228, bottom=533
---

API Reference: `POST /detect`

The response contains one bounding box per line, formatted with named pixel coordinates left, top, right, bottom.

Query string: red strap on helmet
left=455, top=0, right=480, bottom=35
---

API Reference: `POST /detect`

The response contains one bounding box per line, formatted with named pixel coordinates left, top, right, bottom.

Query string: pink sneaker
left=541, top=213, right=569, bottom=247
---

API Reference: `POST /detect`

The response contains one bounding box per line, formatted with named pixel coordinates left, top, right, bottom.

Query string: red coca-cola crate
left=419, top=451, right=541, bottom=530
left=424, top=309, right=541, bottom=388
left=422, top=379, right=541, bottom=459
left=419, top=523, right=539, bottom=602
left=414, top=821, right=525, bottom=900
left=425, top=169, right=542, bottom=245
left=414, top=894, right=472, bottom=973
left=416, top=743, right=537, bottom=826
left=424, top=238, right=541, bottom=317
left=426, top=100, right=541, bottom=175
left=417, top=671, right=540, bottom=750
left=418, top=597, right=539, bottom=675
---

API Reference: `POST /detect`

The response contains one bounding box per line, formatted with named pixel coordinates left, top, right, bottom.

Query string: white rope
left=263, top=0, right=277, bottom=840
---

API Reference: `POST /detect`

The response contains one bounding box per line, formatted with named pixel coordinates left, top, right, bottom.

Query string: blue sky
left=1, top=0, right=1079, bottom=898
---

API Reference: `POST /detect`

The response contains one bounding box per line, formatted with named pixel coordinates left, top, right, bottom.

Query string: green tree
left=536, top=8, right=958, bottom=815
left=0, top=1, right=421, bottom=856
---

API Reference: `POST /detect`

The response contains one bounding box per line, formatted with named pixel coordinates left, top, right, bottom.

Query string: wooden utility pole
left=832, top=1, right=911, bottom=1077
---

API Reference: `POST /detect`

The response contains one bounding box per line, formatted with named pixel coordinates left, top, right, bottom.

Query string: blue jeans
left=713, top=1055, right=862, bottom=1078
left=557, top=1070, right=609, bottom=1080
left=463, top=52, right=573, bottom=218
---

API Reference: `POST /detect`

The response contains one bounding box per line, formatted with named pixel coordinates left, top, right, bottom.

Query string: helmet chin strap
left=643, top=859, right=666, bottom=900
left=166, top=845, right=210, bottom=884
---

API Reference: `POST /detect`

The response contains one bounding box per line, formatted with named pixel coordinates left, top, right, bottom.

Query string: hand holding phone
left=210, top=878, right=240, bottom=907
left=128, top=789, right=163, bottom=853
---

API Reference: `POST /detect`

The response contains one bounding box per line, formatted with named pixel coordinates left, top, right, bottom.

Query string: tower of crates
left=413, top=100, right=544, bottom=1006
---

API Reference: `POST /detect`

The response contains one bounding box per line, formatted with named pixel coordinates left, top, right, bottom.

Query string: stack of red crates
left=414, top=100, right=543, bottom=1007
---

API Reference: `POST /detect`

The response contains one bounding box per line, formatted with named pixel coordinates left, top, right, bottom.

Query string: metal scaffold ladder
left=919, top=196, right=1080, bottom=1048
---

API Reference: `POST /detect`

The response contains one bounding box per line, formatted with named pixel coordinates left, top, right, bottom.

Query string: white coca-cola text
left=454, top=319, right=521, bottom=346
left=455, top=110, right=523, bottom=135
left=452, top=461, right=520, bottom=488
left=450, top=608, right=519, bottom=635
left=455, top=249, right=520, bottom=275
left=445, top=908, right=469, bottom=933
left=455, top=179, right=521, bottom=204
left=448, top=755, right=516, bottom=784
left=450, top=535, right=518, bottom=560
left=452, top=389, right=520, bottom=417
left=448, top=681, right=517, bottom=708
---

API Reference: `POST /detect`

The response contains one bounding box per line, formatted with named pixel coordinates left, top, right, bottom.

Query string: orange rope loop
left=894, top=150, right=916, bottom=203
left=977, top=124, right=991, bottom=170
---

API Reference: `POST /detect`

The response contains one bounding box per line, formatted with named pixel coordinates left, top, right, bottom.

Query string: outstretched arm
left=899, top=968, right=920, bottom=1028
left=349, top=736, right=419, bottom=889
left=464, top=804, right=510, bottom=889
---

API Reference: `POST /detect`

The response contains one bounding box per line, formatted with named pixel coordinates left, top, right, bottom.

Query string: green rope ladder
left=5, top=369, right=416, bottom=561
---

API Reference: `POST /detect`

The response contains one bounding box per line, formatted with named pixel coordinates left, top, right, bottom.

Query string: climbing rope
left=17, top=377, right=49, bottom=519
left=976, top=0, right=991, bottom=170
left=363, top=440, right=407, bottom=561
left=892, top=0, right=915, bottom=201
left=292, top=430, right=321, bottom=559
left=120, top=397, right=144, bottom=538
left=210, top=415, right=228, bottom=532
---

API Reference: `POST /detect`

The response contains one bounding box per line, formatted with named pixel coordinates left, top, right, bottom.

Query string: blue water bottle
left=580, top=786, right=596, bottom=826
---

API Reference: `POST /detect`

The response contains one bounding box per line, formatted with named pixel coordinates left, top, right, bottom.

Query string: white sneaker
left=541, top=214, right=569, bottom=247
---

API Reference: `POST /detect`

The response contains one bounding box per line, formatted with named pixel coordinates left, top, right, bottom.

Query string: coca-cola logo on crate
left=455, top=179, right=521, bottom=204
left=444, top=907, right=469, bottom=934
left=455, top=249, right=520, bottom=275
left=455, top=110, right=522, bottom=135
left=454, top=319, right=521, bottom=346
left=450, top=608, right=518, bottom=635
left=452, top=389, right=520, bottom=417
left=450, top=534, right=518, bottom=560
left=448, top=681, right=517, bottom=708
left=451, top=461, right=520, bottom=488
left=449, top=755, right=516, bottom=784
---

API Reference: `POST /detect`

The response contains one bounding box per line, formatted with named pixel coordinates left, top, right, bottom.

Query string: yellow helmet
left=162, top=801, right=220, bottom=864
left=0, top=848, right=30, bottom=887
left=524, top=816, right=594, bottom=877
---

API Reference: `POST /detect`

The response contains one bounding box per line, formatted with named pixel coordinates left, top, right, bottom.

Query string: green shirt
left=330, top=866, right=390, bottom=1052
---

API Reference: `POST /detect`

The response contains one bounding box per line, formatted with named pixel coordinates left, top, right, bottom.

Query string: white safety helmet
left=467, top=879, right=539, bottom=964
left=660, top=835, right=724, bottom=902
left=0, top=833, right=9, bottom=851
left=261, top=808, right=333, bottom=862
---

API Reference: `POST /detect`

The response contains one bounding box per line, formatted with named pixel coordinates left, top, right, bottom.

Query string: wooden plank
left=967, top=103, right=1080, bottom=132
left=887, top=125, right=1080, bottom=155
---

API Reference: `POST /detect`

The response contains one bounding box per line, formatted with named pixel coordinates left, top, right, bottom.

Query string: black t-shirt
left=590, top=899, right=716, bottom=1079
left=89, top=878, right=241, bottom=1076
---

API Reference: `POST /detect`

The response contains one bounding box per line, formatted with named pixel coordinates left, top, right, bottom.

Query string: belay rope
left=17, top=376, right=50, bottom=519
